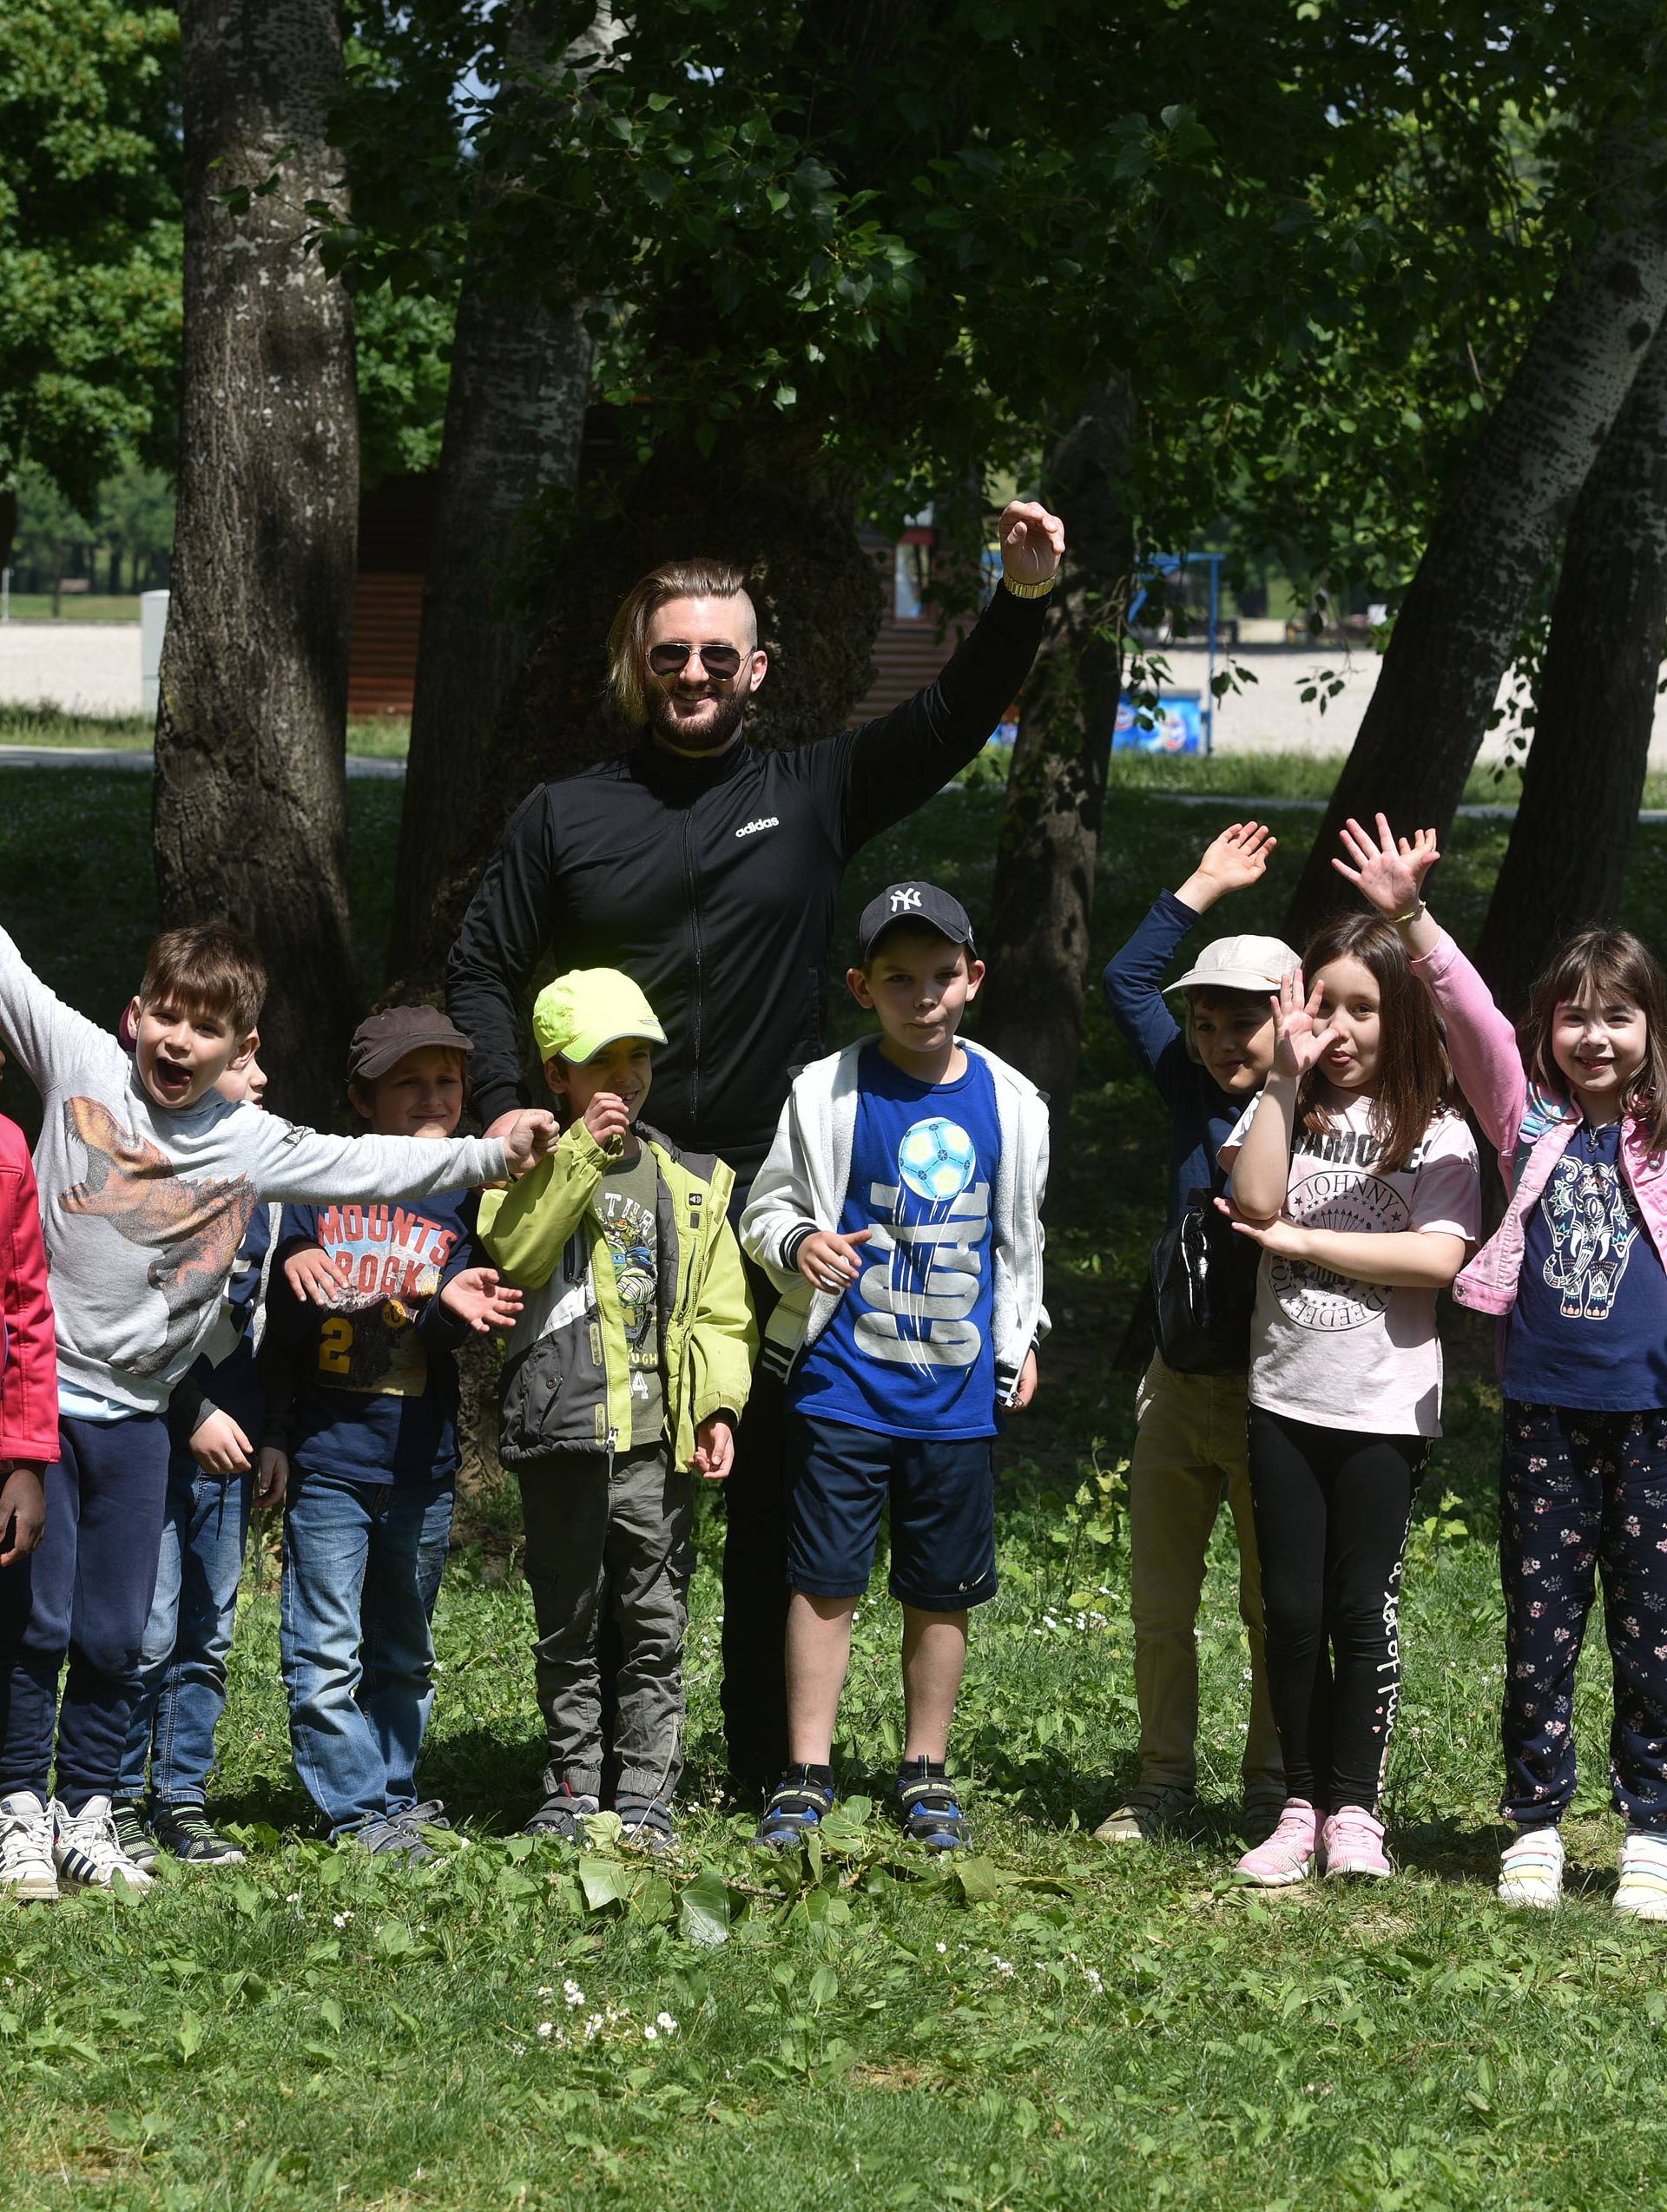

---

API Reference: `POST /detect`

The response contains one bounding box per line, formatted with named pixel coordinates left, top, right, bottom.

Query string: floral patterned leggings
left=1500, top=1399, right=1667, bottom=1830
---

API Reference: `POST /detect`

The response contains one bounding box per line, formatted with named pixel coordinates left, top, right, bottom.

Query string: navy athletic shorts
left=783, top=1412, right=998, bottom=1611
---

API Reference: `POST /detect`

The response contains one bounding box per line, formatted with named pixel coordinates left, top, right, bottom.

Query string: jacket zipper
left=681, top=810, right=704, bottom=1128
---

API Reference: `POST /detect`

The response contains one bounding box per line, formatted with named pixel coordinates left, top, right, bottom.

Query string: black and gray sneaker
left=896, top=1758, right=972, bottom=1850
left=111, top=1798, right=160, bottom=1873
left=524, top=1783, right=600, bottom=1844
left=753, top=1766, right=836, bottom=1852
left=150, top=1802, right=246, bottom=1866
left=351, top=1814, right=438, bottom=1865
left=615, top=1794, right=675, bottom=1852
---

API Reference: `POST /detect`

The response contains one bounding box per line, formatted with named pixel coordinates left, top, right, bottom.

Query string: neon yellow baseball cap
left=532, top=968, right=667, bottom=1064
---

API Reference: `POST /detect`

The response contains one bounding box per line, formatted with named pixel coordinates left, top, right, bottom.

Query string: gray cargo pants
left=516, top=1445, right=694, bottom=1802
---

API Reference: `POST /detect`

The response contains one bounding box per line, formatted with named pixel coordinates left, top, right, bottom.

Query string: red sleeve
left=0, top=1119, right=59, bottom=1466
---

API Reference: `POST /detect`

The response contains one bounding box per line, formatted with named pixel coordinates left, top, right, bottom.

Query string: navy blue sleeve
left=415, top=1193, right=479, bottom=1349
left=265, top=1204, right=322, bottom=1349
left=1103, top=891, right=1203, bottom=1105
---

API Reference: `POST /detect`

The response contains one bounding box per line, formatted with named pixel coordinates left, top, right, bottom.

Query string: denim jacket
left=1411, top=928, right=1667, bottom=1317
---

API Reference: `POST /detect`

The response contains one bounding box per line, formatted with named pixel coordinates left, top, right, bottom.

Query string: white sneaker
left=1615, top=1830, right=1667, bottom=1920
left=1498, top=1825, right=1564, bottom=1909
left=0, top=1790, right=59, bottom=1900
left=52, top=1795, right=155, bottom=1893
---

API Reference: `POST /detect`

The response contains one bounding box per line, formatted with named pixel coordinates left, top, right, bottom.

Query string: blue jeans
left=280, top=1468, right=453, bottom=1839
left=116, top=1458, right=253, bottom=1807
left=0, top=1412, right=170, bottom=1812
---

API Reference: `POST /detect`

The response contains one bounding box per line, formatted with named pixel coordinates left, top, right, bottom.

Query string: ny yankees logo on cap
left=857, top=880, right=976, bottom=963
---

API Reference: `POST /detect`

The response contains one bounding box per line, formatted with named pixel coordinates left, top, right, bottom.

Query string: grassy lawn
left=0, top=594, right=145, bottom=622
left=0, top=706, right=411, bottom=760
left=2, top=766, right=1667, bottom=2207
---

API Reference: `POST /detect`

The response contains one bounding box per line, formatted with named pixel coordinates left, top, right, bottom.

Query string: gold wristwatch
left=1002, top=572, right=1059, bottom=600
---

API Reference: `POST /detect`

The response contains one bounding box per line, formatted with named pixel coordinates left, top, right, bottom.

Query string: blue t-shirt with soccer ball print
left=790, top=1043, right=1002, bottom=1439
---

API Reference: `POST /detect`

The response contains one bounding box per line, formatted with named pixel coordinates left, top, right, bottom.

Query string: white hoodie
left=740, top=1037, right=1050, bottom=1405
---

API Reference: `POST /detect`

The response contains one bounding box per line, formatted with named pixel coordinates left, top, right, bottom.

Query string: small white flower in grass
left=538, top=1986, right=554, bottom=1999
left=563, top=1978, right=584, bottom=2006
left=333, top=1910, right=353, bottom=1928
left=935, top=1941, right=946, bottom=1954
left=511, top=2044, right=526, bottom=2057
left=656, top=2011, right=677, bottom=2033
left=284, top=1892, right=301, bottom=1905
left=643, top=2024, right=658, bottom=2041
left=992, top=1956, right=1016, bottom=1977
left=537, top=2022, right=554, bottom=2040
left=1084, top=1967, right=1104, bottom=1994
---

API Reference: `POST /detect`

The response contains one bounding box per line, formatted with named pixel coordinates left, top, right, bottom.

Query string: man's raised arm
left=444, top=787, right=557, bottom=1134
left=834, top=498, right=1064, bottom=856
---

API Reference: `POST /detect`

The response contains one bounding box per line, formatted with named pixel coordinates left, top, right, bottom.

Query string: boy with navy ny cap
left=741, top=881, right=1049, bottom=1852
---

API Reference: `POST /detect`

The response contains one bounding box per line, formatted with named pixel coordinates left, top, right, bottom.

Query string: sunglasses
left=647, top=642, right=745, bottom=681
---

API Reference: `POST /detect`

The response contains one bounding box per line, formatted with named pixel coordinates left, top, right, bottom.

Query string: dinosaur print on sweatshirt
left=58, top=1096, right=257, bottom=1375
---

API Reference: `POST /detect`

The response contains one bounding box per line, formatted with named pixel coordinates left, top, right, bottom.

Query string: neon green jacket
left=478, top=1119, right=755, bottom=1467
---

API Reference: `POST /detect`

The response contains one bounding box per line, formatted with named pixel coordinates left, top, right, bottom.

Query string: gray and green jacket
left=478, top=1119, right=755, bottom=1467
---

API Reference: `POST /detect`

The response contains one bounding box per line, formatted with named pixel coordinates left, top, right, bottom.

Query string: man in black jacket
left=446, top=498, right=1063, bottom=1791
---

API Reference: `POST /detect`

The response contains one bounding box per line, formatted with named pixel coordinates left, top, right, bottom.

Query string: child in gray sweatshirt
left=0, top=918, right=554, bottom=1899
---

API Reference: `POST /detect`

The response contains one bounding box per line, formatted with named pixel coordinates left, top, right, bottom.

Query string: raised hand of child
left=285, top=1243, right=340, bottom=1307
left=1176, top=820, right=1277, bottom=912
left=256, top=1446, right=288, bottom=1509
left=1270, top=966, right=1341, bottom=1082
left=583, top=1091, right=633, bottom=1153
left=190, top=1407, right=254, bottom=1476
left=1332, top=813, right=1440, bottom=915
left=689, top=1413, right=735, bottom=1481
left=503, top=1109, right=560, bottom=1178
left=0, top=1463, right=45, bottom=1566
left=440, top=1266, right=524, bottom=1334
left=796, top=1226, right=872, bottom=1294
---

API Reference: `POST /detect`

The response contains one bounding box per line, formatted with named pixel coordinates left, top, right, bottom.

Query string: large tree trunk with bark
left=976, top=384, right=1135, bottom=1140
left=388, top=3, right=614, bottom=975
left=1475, top=320, right=1667, bottom=1011
left=395, top=415, right=883, bottom=988
left=1284, top=201, right=1667, bottom=940
left=155, top=0, right=359, bottom=1127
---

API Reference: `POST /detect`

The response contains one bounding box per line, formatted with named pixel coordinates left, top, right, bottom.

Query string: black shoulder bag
left=1148, top=1170, right=1261, bottom=1376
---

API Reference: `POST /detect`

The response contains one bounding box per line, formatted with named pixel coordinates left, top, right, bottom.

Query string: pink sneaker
left=1232, top=1798, right=1318, bottom=1886
left=1320, top=1806, right=1391, bottom=1880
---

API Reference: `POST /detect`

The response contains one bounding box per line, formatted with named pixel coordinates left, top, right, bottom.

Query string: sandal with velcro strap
left=896, top=1758, right=972, bottom=1851
left=752, top=1767, right=836, bottom=1852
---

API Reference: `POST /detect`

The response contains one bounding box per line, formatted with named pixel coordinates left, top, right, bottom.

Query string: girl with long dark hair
left=1340, top=813, right=1667, bottom=1919
left=1223, top=904, right=1481, bottom=1886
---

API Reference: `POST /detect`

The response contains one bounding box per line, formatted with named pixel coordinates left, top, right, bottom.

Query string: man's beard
left=648, top=684, right=748, bottom=754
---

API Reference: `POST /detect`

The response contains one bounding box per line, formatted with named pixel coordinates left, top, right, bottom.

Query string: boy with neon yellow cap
left=478, top=968, right=755, bottom=1847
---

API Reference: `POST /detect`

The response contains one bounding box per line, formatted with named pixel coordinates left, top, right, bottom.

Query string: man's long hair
left=605, top=558, right=754, bottom=727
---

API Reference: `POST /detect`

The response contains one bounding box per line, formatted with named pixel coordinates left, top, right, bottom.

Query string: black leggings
left=1246, top=1408, right=1425, bottom=1813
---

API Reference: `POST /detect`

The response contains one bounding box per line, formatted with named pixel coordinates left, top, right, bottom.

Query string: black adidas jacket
left=445, top=583, right=1046, bottom=1183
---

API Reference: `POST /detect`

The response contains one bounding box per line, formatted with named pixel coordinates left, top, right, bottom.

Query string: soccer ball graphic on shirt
left=896, top=1116, right=978, bottom=1203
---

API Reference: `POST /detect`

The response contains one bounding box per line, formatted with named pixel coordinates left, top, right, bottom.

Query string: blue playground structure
left=1116, top=550, right=1226, bottom=756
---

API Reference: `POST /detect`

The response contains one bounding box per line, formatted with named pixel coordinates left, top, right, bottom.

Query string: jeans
left=1129, top=1358, right=1282, bottom=1798
left=0, top=1412, right=171, bottom=1812
left=280, top=1468, right=454, bottom=1839
left=116, top=1458, right=253, bottom=1807
left=518, top=1446, right=693, bottom=1802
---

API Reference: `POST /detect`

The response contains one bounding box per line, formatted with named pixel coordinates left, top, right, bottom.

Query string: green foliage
left=0, top=1, right=182, bottom=508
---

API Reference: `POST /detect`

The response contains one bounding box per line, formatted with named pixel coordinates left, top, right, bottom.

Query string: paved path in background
left=9, top=616, right=1667, bottom=767
left=0, top=744, right=406, bottom=778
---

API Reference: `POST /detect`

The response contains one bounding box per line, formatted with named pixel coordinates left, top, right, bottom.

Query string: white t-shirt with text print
left=1222, top=1092, right=1481, bottom=1438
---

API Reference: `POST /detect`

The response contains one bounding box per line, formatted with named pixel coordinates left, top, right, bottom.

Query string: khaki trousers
left=1128, top=1355, right=1282, bottom=1796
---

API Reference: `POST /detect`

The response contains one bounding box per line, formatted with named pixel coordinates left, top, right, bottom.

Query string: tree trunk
left=0, top=488, right=14, bottom=576
left=395, top=414, right=884, bottom=989
left=388, top=3, right=615, bottom=977
left=1284, top=201, right=1667, bottom=939
left=1474, top=320, right=1667, bottom=1011
left=155, top=0, right=359, bottom=1128
left=976, top=383, right=1135, bottom=1142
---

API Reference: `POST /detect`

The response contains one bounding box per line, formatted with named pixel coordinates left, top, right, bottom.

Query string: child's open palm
left=1271, top=966, right=1341, bottom=1081
left=439, top=1267, right=524, bottom=1334
left=1332, top=813, right=1440, bottom=916
left=1195, top=820, right=1277, bottom=898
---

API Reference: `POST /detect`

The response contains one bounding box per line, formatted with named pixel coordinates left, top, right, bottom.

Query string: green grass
left=4, top=768, right=1667, bottom=2206
left=1, top=593, right=144, bottom=622
left=0, top=706, right=410, bottom=760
